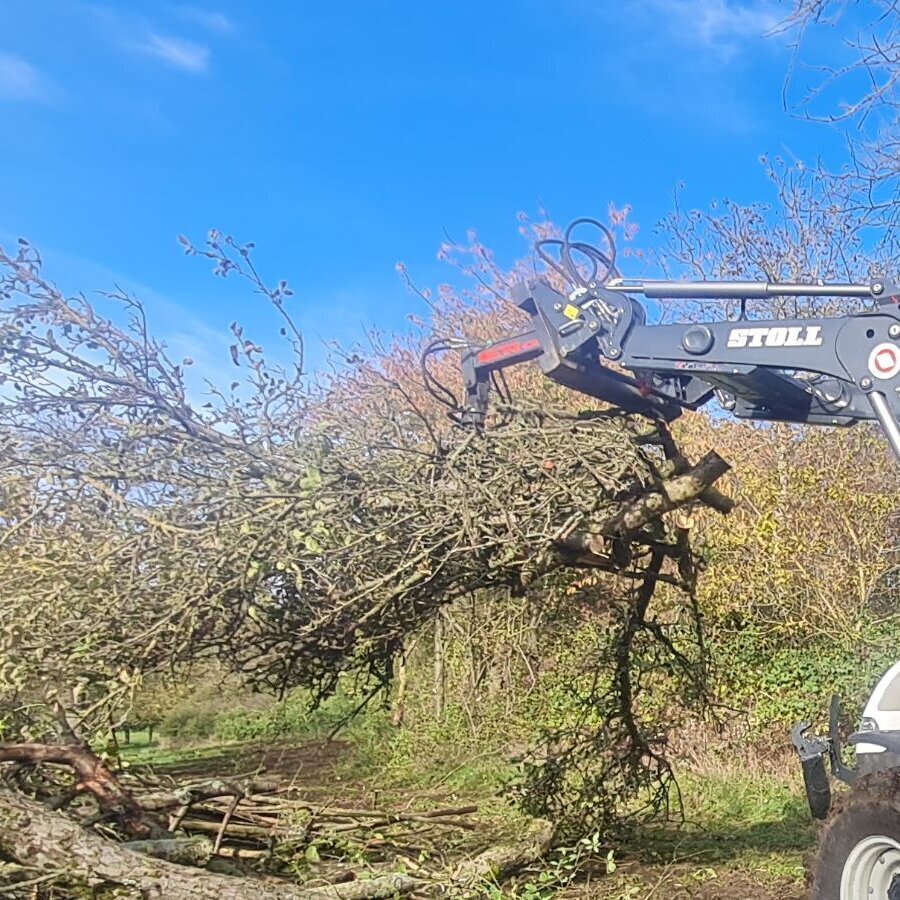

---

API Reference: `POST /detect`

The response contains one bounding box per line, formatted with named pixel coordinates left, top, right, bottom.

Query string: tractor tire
left=812, top=769, right=900, bottom=899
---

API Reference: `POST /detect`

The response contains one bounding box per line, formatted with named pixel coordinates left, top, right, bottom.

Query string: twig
left=213, top=795, right=241, bottom=855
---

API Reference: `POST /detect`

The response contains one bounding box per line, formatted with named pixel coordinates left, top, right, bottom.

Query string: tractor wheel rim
left=841, top=834, right=900, bottom=899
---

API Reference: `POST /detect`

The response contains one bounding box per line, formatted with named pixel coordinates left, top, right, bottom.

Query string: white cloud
left=134, top=32, right=211, bottom=73
left=83, top=6, right=215, bottom=74
left=634, top=0, right=782, bottom=56
left=0, top=53, right=47, bottom=102
left=176, top=6, right=236, bottom=35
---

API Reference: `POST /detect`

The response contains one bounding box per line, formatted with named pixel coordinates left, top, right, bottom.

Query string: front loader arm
left=459, top=269, right=900, bottom=462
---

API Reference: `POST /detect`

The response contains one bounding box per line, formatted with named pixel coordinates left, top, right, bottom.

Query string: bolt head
left=553, top=303, right=563, bottom=311
left=874, top=282, right=885, bottom=295
left=590, top=321, right=599, bottom=330
left=862, top=377, right=873, bottom=389
left=890, top=324, right=900, bottom=338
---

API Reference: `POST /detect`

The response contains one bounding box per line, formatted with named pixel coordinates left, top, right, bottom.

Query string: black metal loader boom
left=456, top=218, right=900, bottom=462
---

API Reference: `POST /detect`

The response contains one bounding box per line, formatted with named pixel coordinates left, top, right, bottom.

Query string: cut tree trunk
left=599, top=450, right=731, bottom=537
left=391, top=643, right=408, bottom=727
left=556, top=450, right=731, bottom=564
left=433, top=611, right=445, bottom=716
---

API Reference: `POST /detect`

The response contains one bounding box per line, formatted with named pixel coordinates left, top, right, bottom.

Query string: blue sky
left=0, top=1, right=861, bottom=374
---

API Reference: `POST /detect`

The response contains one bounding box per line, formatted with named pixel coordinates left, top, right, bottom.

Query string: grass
left=561, top=768, right=814, bottom=898
left=488, top=768, right=813, bottom=899
left=637, top=771, right=813, bottom=876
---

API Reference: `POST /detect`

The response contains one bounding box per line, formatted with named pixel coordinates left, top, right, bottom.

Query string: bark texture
left=0, top=786, right=420, bottom=899
left=0, top=743, right=149, bottom=835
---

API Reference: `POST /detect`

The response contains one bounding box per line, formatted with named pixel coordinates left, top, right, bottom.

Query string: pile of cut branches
left=137, top=778, right=481, bottom=870
left=0, top=747, right=549, bottom=898
left=222, top=404, right=730, bottom=700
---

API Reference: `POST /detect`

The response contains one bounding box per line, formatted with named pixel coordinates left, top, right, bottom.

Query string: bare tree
left=779, top=2, right=900, bottom=251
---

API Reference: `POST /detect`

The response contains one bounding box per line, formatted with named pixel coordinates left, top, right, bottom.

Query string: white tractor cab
left=856, top=662, right=900, bottom=774
left=794, top=662, right=900, bottom=899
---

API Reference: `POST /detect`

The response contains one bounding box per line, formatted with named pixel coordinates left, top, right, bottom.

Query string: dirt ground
left=155, top=740, right=352, bottom=792
left=681, top=873, right=805, bottom=899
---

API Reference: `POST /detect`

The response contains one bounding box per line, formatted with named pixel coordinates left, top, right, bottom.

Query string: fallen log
left=121, top=836, right=214, bottom=866
left=451, top=818, right=554, bottom=887
left=0, top=743, right=150, bottom=836
left=179, top=817, right=280, bottom=840
left=139, top=778, right=280, bottom=811
left=0, top=784, right=424, bottom=899
left=0, top=786, right=287, bottom=899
